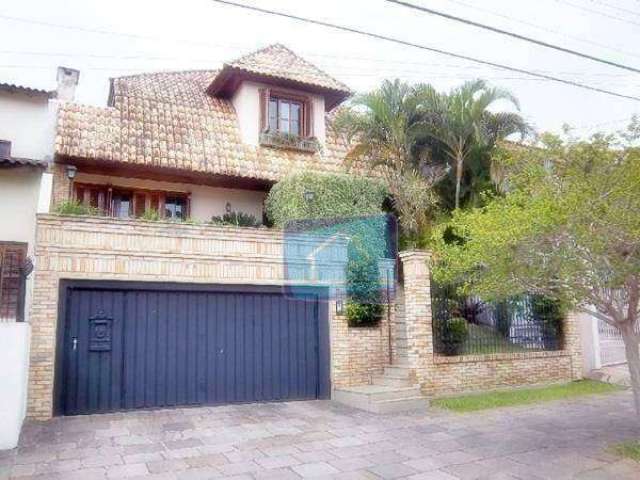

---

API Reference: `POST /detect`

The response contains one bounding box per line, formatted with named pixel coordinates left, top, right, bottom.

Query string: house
left=0, top=67, right=78, bottom=448
left=28, top=44, right=399, bottom=420
left=25, top=44, right=583, bottom=422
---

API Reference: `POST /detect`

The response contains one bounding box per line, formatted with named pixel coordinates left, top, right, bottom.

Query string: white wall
left=74, top=172, right=267, bottom=222
left=0, top=323, right=30, bottom=450
left=579, top=311, right=601, bottom=374
left=231, top=80, right=326, bottom=146
left=0, top=92, right=55, bottom=161
left=0, top=168, right=44, bottom=323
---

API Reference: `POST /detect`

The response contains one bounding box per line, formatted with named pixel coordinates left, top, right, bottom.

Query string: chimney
left=56, top=67, right=80, bottom=102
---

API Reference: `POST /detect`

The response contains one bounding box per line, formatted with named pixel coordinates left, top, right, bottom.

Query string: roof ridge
left=110, top=68, right=220, bottom=81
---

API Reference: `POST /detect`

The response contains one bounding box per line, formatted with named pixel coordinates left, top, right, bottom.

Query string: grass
left=461, top=323, right=528, bottom=355
left=431, top=380, right=623, bottom=413
left=609, top=440, right=640, bottom=462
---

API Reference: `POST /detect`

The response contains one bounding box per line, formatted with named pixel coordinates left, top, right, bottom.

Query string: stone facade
left=27, top=214, right=389, bottom=419
left=398, top=250, right=583, bottom=397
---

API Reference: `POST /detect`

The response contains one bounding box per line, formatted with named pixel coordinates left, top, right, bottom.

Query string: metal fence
left=431, top=282, right=564, bottom=356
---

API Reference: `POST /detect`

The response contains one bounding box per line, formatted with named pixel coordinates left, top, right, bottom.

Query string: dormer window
left=260, top=88, right=313, bottom=139
left=269, top=96, right=302, bottom=136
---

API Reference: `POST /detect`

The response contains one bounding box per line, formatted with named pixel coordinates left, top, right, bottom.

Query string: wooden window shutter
left=304, top=98, right=314, bottom=138
left=259, top=88, right=270, bottom=132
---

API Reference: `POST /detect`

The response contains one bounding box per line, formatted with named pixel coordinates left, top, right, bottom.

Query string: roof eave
left=207, top=66, right=351, bottom=111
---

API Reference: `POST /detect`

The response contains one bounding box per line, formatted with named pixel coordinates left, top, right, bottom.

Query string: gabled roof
left=207, top=44, right=352, bottom=110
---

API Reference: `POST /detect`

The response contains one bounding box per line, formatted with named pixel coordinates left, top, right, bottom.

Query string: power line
left=443, top=0, right=640, bottom=61
left=3, top=48, right=638, bottom=78
left=587, top=0, right=640, bottom=18
left=384, top=0, right=640, bottom=74
left=553, top=0, right=640, bottom=27
left=208, top=0, right=640, bottom=102
left=0, top=13, right=247, bottom=50
left=3, top=49, right=638, bottom=80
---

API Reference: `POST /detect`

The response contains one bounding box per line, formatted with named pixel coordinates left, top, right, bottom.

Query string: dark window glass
left=112, top=192, right=132, bottom=218
left=268, top=98, right=278, bottom=131
left=165, top=196, right=187, bottom=220
left=268, top=97, right=303, bottom=136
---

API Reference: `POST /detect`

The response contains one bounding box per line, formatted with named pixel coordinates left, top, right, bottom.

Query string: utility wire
left=3, top=49, right=638, bottom=78
left=553, top=0, right=640, bottom=27
left=588, top=0, right=640, bottom=18
left=443, top=0, right=640, bottom=60
left=384, top=0, right=640, bottom=74
left=209, top=0, right=640, bottom=102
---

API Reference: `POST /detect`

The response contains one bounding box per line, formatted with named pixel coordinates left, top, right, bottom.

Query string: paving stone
left=11, top=393, right=640, bottom=480
left=82, top=455, right=124, bottom=468
left=146, top=459, right=190, bottom=474
left=9, top=464, right=36, bottom=477
left=367, top=462, right=418, bottom=479
left=106, top=463, right=149, bottom=478
left=255, top=454, right=301, bottom=469
left=291, top=461, right=340, bottom=477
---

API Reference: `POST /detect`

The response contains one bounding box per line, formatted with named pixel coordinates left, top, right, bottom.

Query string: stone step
left=383, top=365, right=412, bottom=378
left=391, top=357, right=410, bottom=367
left=333, top=386, right=428, bottom=414
left=370, top=396, right=429, bottom=414
left=372, top=375, right=412, bottom=387
left=334, top=384, right=422, bottom=401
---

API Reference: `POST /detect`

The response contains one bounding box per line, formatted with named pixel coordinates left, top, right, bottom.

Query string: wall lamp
left=65, top=165, right=78, bottom=180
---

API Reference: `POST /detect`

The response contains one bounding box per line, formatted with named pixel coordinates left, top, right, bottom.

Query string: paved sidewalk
left=1, top=391, right=638, bottom=479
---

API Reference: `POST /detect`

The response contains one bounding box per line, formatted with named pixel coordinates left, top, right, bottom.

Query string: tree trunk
left=620, top=327, right=640, bottom=416
left=454, top=154, right=463, bottom=210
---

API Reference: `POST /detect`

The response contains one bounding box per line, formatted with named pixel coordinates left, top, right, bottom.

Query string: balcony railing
left=259, top=131, right=320, bottom=153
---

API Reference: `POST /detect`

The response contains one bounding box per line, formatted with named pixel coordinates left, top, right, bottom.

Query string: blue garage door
left=56, top=282, right=330, bottom=416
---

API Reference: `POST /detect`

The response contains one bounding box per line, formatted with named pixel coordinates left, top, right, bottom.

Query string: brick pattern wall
left=331, top=310, right=391, bottom=388
left=50, top=163, right=70, bottom=209
left=28, top=214, right=389, bottom=419
left=398, top=250, right=583, bottom=397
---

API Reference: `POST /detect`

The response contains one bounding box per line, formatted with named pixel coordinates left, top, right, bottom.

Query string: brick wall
left=398, top=250, right=583, bottom=397
left=28, top=214, right=389, bottom=419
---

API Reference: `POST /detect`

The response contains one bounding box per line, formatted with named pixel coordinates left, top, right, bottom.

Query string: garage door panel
left=58, top=283, right=328, bottom=416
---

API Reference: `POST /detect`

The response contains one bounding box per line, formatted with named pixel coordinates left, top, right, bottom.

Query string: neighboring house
left=0, top=67, right=78, bottom=448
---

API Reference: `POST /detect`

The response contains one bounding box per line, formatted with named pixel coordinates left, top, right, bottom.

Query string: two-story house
left=0, top=66, right=78, bottom=448
left=28, top=44, right=410, bottom=420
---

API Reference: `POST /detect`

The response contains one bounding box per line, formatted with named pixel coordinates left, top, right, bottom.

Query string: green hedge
left=265, top=172, right=388, bottom=227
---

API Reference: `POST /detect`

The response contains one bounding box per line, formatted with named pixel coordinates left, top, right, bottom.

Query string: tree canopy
left=432, top=132, right=640, bottom=412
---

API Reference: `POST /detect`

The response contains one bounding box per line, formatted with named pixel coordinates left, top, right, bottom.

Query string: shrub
left=140, top=209, right=161, bottom=221
left=210, top=211, right=261, bottom=227
left=346, top=301, right=383, bottom=327
left=265, top=172, right=387, bottom=227
left=55, top=200, right=99, bottom=216
left=531, top=295, right=566, bottom=349
left=441, top=317, right=469, bottom=355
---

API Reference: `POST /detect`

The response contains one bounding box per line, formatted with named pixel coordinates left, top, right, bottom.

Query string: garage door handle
left=72, top=337, right=78, bottom=351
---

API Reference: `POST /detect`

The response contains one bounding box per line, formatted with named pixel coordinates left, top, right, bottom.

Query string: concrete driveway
left=1, top=391, right=638, bottom=480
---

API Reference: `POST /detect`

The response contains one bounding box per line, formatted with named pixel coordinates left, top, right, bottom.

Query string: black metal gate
left=55, top=281, right=330, bottom=416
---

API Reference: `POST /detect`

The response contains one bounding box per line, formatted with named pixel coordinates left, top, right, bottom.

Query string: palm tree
left=418, top=80, right=530, bottom=209
left=334, top=80, right=444, bottom=244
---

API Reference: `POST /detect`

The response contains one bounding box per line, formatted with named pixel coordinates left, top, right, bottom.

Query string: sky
left=1, top=0, right=639, bottom=137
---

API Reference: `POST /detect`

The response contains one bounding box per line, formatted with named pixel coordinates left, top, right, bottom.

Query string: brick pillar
left=398, top=250, right=433, bottom=390
left=50, top=163, right=71, bottom=210
left=565, top=311, right=584, bottom=380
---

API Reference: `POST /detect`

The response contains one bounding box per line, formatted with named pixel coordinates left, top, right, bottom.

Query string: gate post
left=398, top=250, right=433, bottom=390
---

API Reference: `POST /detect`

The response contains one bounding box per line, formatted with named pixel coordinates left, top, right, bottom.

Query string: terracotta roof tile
left=55, top=65, right=363, bottom=182
left=226, top=44, right=351, bottom=94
